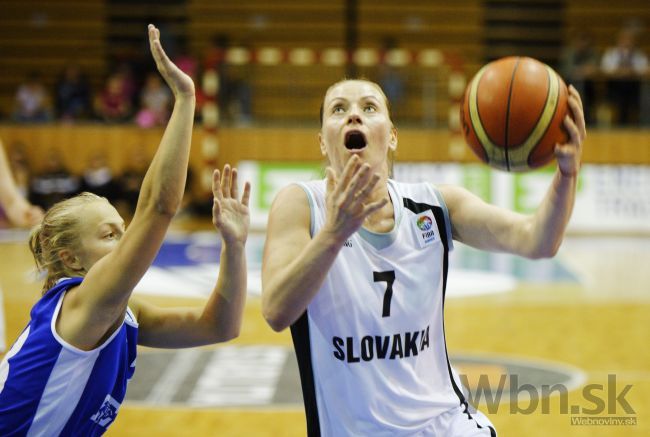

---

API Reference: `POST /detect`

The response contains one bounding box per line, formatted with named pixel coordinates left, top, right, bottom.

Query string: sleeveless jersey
left=0, top=277, right=138, bottom=436
left=292, top=179, right=481, bottom=436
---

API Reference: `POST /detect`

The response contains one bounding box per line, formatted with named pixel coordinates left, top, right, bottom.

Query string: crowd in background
left=7, top=34, right=253, bottom=128
left=561, top=21, right=649, bottom=126
left=0, top=141, right=146, bottom=221
left=5, top=21, right=650, bottom=129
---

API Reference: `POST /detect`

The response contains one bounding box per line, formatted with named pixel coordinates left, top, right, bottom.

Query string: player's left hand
left=555, top=85, right=586, bottom=177
left=212, top=164, right=251, bottom=246
left=5, top=196, right=43, bottom=228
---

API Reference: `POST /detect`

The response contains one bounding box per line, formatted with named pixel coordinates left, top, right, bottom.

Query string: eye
left=104, top=232, right=116, bottom=240
left=332, top=105, right=345, bottom=114
left=364, top=105, right=377, bottom=113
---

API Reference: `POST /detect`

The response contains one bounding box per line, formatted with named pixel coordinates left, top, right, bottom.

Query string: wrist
left=221, top=238, right=246, bottom=251
left=317, top=226, right=349, bottom=251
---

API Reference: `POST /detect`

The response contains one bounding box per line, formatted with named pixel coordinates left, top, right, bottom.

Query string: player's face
left=75, top=200, right=125, bottom=272
left=320, top=80, right=397, bottom=175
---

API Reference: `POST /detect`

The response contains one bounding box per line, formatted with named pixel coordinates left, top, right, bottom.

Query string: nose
left=347, top=107, right=362, bottom=125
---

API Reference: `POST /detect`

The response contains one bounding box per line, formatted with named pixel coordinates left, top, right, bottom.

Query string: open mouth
left=344, top=131, right=367, bottom=150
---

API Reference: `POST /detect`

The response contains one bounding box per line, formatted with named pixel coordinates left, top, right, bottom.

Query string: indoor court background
left=1, top=1, right=649, bottom=436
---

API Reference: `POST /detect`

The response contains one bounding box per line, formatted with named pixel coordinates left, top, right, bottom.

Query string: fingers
left=562, top=114, right=581, bottom=149
left=342, top=163, right=372, bottom=206
left=338, top=155, right=362, bottom=191
left=230, top=168, right=239, bottom=199
left=221, top=164, right=232, bottom=197
left=212, top=169, right=223, bottom=206
left=213, top=164, right=249, bottom=203
left=567, top=92, right=586, bottom=142
left=363, top=197, right=389, bottom=217
left=241, top=181, right=251, bottom=206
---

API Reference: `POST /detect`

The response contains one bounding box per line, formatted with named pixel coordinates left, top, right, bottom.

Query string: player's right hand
left=148, top=24, right=195, bottom=98
left=322, top=155, right=387, bottom=243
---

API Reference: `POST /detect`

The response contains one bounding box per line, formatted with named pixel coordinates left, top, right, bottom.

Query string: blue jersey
left=0, top=277, right=138, bottom=436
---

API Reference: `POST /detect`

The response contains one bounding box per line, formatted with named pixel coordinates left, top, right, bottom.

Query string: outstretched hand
left=5, top=196, right=43, bottom=228
left=148, top=24, right=194, bottom=98
left=323, top=155, right=387, bottom=242
left=212, top=165, right=251, bottom=246
left=555, top=85, right=586, bottom=177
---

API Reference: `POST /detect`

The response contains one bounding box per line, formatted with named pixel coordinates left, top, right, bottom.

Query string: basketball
left=461, top=56, right=569, bottom=172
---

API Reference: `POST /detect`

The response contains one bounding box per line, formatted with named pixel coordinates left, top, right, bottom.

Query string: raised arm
left=59, top=25, right=196, bottom=349
left=442, top=85, right=586, bottom=258
left=132, top=165, right=251, bottom=348
left=0, top=139, right=43, bottom=227
left=262, top=156, right=386, bottom=331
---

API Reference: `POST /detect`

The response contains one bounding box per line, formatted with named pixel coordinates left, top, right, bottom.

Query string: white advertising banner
left=237, top=161, right=650, bottom=233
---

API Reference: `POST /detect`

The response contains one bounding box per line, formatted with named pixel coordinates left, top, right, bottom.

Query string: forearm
left=527, top=171, right=577, bottom=258
left=0, top=141, right=20, bottom=206
left=262, top=229, right=344, bottom=331
left=137, top=96, right=195, bottom=215
left=199, top=240, right=247, bottom=342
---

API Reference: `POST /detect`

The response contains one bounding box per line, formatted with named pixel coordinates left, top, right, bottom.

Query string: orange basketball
left=460, top=56, right=569, bottom=172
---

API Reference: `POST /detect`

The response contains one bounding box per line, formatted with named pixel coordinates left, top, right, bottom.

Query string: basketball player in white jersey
left=262, top=79, right=585, bottom=436
left=0, top=25, right=250, bottom=436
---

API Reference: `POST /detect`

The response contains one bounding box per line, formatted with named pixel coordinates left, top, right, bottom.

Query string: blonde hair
left=29, top=192, right=106, bottom=293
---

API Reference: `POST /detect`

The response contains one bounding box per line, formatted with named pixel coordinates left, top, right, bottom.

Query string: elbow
left=154, top=198, right=181, bottom=217
left=218, top=326, right=241, bottom=343
left=527, top=241, right=561, bottom=259
left=262, top=305, right=290, bottom=333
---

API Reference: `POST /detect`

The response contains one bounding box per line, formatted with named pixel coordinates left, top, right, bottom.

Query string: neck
left=363, top=179, right=394, bottom=233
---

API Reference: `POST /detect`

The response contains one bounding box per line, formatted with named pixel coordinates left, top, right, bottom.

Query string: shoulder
left=268, top=183, right=313, bottom=231
left=436, top=184, right=485, bottom=217
left=270, top=183, right=311, bottom=211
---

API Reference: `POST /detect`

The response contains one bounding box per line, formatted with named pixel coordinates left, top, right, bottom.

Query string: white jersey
left=292, top=179, right=495, bottom=437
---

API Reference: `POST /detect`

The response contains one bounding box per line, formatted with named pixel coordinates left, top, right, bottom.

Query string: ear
left=59, top=249, right=83, bottom=271
left=318, top=132, right=327, bottom=156
left=388, top=126, right=398, bottom=152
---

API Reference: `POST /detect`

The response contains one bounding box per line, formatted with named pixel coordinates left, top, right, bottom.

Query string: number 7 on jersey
left=373, top=270, right=396, bottom=317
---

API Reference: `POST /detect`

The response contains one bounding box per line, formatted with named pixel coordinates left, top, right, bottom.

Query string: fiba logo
left=417, top=216, right=433, bottom=231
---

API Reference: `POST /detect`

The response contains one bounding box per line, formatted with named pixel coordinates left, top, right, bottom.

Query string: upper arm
left=439, top=184, right=532, bottom=254
left=261, top=184, right=312, bottom=297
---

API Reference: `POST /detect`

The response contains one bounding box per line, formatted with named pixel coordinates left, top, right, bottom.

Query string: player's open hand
left=323, top=155, right=387, bottom=243
left=148, top=24, right=195, bottom=98
left=555, top=85, right=586, bottom=177
left=5, top=196, right=43, bottom=228
left=212, top=165, right=251, bottom=246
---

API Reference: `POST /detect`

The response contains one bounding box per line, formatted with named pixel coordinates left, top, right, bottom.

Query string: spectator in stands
left=205, top=34, right=253, bottom=125
left=116, top=146, right=148, bottom=215
left=12, top=72, right=52, bottom=123
left=95, top=72, right=133, bottom=123
left=80, top=153, right=120, bottom=203
left=377, top=36, right=406, bottom=114
left=135, top=72, right=172, bottom=127
left=54, top=64, right=93, bottom=121
left=29, top=149, right=80, bottom=210
left=601, top=26, right=649, bottom=125
left=560, top=31, right=599, bottom=125
left=0, top=138, right=43, bottom=228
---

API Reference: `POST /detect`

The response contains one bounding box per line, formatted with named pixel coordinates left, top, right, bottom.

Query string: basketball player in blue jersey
left=0, top=25, right=250, bottom=436
left=262, top=79, right=585, bottom=436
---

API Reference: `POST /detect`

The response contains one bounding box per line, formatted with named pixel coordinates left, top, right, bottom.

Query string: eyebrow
left=327, top=95, right=381, bottom=106
left=99, top=221, right=126, bottom=230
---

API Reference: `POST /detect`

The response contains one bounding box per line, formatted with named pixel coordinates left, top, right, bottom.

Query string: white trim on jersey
left=27, top=346, right=100, bottom=436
